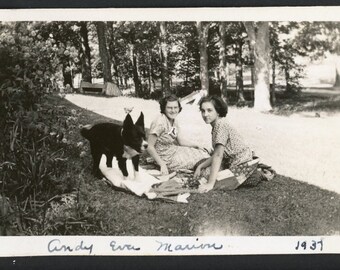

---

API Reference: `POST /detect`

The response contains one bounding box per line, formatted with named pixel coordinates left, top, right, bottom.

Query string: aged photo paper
left=0, top=7, right=339, bottom=257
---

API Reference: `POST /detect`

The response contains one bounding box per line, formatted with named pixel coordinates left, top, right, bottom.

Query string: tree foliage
left=293, top=22, right=340, bottom=87
left=270, top=22, right=307, bottom=92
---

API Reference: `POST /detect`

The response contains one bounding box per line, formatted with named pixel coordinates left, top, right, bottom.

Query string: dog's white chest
left=122, top=145, right=139, bottom=159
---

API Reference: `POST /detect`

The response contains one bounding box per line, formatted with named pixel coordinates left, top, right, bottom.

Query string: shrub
left=0, top=22, right=85, bottom=235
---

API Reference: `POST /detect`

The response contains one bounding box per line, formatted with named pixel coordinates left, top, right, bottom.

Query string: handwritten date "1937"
left=295, top=240, right=323, bottom=251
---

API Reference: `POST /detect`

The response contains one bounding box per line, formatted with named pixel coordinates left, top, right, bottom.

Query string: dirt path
left=66, top=94, right=340, bottom=194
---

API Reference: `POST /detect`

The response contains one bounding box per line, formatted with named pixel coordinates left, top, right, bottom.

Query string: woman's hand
left=198, top=182, right=215, bottom=193
left=147, top=134, right=169, bottom=175
left=160, top=161, right=169, bottom=175
left=193, top=166, right=201, bottom=179
left=197, top=144, right=223, bottom=193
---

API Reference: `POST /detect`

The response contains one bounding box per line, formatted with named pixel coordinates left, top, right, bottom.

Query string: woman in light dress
left=147, top=95, right=210, bottom=175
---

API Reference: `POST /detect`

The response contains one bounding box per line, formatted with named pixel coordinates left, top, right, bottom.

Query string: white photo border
left=0, top=7, right=339, bottom=257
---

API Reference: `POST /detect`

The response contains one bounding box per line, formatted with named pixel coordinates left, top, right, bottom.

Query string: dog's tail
left=80, top=124, right=92, bottom=140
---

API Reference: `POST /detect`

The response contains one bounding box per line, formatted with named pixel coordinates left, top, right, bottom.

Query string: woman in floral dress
left=147, top=95, right=210, bottom=175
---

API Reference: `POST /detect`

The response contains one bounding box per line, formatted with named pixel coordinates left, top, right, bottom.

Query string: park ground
left=5, top=89, right=337, bottom=236
left=33, top=87, right=339, bottom=236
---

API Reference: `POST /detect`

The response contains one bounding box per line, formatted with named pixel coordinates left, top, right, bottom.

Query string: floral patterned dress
left=200, top=117, right=261, bottom=187
left=212, top=117, right=253, bottom=167
left=149, top=114, right=210, bottom=171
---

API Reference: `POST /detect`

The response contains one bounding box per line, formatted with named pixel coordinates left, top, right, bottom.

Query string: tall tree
left=130, top=43, right=141, bottom=96
left=215, top=22, right=249, bottom=102
left=247, top=38, right=256, bottom=88
left=39, top=22, right=81, bottom=88
left=235, top=41, right=245, bottom=102
left=218, top=22, right=228, bottom=101
left=106, top=22, right=121, bottom=86
left=147, top=47, right=155, bottom=93
left=270, top=45, right=276, bottom=104
left=197, top=21, right=210, bottom=94
left=244, top=22, right=272, bottom=111
left=120, top=22, right=143, bottom=97
left=270, top=22, right=306, bottom=94
left=172, top=22, right=200, bottom=91
left=79, top=22, right=92, bottom=83
left=95, top=22, right=112, bottom=87
left=159, top=22, right=171, bottom=96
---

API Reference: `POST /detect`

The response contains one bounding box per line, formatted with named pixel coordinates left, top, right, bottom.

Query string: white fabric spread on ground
left=99, top=155, right=191, bottom=203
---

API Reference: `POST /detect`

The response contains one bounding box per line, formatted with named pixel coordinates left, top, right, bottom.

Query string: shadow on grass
left=194, top=86, right=340, bottom=117
left=271, top=89, right=340, bottom=116
left=78, top=168, right=340, bottom=236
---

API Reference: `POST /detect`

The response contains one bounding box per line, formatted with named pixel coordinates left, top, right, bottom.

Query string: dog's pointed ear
left=135, top=112, right=144, bottom=127
left=123, top=113, right=134, bottom=128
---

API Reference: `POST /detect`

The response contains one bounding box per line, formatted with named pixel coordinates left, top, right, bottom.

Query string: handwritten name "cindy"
left=156, top=238, right=223, bottom=252
left=48, top=239, right=93, bottom=255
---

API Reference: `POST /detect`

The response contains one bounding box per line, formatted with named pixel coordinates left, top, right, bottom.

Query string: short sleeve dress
left=149, top=114, right=210, bottom=171
left=199, top=117, right=258, bottom=186
left=212, top=117, right=253, bottom=167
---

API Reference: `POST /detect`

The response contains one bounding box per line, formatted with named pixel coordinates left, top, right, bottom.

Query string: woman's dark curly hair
left=199, top=95, right=228, bottom=117
left=159, top=94, right=182, bottom=114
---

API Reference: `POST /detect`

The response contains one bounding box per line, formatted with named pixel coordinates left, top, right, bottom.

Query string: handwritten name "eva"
left=110, top=240, right=141, bottom=252
left=48, top=239, right=94, bottom=255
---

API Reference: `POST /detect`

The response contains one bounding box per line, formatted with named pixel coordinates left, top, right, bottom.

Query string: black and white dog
left=81, top=112, right=148, bottom=179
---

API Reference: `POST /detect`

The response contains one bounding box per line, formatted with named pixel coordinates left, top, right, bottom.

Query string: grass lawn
left=45, top=95, right=340, bottom=236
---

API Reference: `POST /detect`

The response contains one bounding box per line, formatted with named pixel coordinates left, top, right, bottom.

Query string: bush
left=0, top=22, right=86, bottom=235
left=0, top=95, right=88, bottom=234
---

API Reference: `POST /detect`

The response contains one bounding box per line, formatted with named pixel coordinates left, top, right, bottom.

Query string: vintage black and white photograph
left=0, top=8, right=339, bottom=245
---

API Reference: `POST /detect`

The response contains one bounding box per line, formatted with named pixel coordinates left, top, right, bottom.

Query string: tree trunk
left=107, top=22, right=120, bottom=86
left=197, top=21, right=210, bottom=94
left=271, top=58, right=276, bottom=104
left=95, top=22, right=112, bottom=86
left=159, top=22, right=171, bottom=97
left=236, top=43, right=245, bottom=102
left=129, top=43, right=141, bottom=97
left=219, top=22, right=228, bottom=101
left=184, top=58, right=189, bottom=88
left=244, top=22, right=272, bottom=111
left=62, top=63, right=73, bottom=87
left=335, top=69, right=340, bottom=88
left=334, top=59, right=340, bottom=88
left=250, top=67, right=255, bottom=87
left=147, top=48, right=155, bottom=93
left=124, top=77, right=128, bottom=88
left=248, top=40, right=256, bottom=88
left=79, top=22, right=92, bottom=83
left=284, top=60, right=291, bottom=92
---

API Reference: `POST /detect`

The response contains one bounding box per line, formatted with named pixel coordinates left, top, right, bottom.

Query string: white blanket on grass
left=99, top=155, right=191, bottom=203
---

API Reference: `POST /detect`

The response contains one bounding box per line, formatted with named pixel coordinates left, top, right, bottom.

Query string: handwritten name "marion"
left=156, top=238, right=223, bottom=252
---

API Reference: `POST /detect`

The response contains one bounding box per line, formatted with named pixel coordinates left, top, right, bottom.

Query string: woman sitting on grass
left=147, top=94, right=210, bottom=175
left=194, top=95, right=266, bottom=193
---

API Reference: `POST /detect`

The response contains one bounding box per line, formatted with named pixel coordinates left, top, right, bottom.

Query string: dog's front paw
left=133, top=171, right=141, bottom=181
